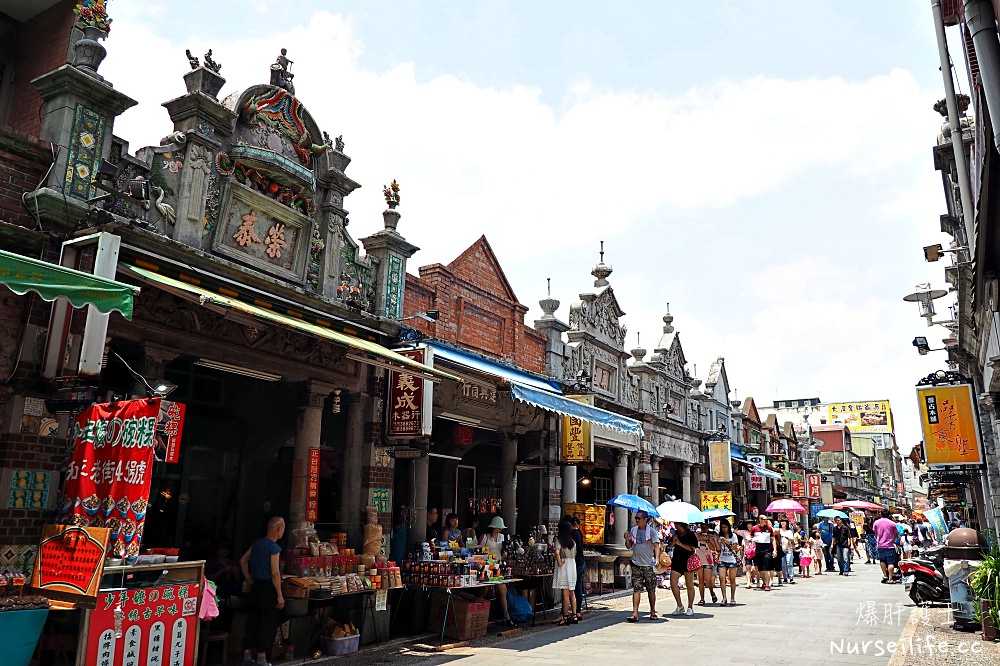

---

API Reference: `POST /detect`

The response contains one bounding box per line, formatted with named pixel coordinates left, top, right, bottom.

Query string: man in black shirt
left=832, top=517, right=852, bottom=576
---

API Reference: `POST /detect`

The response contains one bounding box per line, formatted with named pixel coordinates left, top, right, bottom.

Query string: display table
left=583, top=554, right=617, bottom=596
left=398, top=579, right=522, bottom=644
left=512, top=574, right=552, bottom=624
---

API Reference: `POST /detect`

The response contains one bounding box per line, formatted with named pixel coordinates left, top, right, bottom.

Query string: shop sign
left=809, top=503, right=824, bottom=518
left=917, top=384, right=983, bottom=467
left=560, top=395, right=594, bottom=463
left=370, top=487, right=390, bottom=514
left=157, top=400, right=186, bottom=464
left=700, top=491, right=732, bottom=511
left=86, top=582, right=199, bottom=666
left=30, top=524, right=109, bottom=600
left=772, top=461, right=789, bottom=476
left=827, top=400, right=893, bottom=433
left=60, top=398, right=159, bottom=559
left=707, top=441, right=732, bottom=483
left=774, top=480, right=789, bottom=495
left=386, top=347, right=433, bottom=439
left=747, top=454, right=765, bottom=468
left=924, top=507, right=949, bottom=540
left=790, top=479, right=805, bottom=497
left=806, top=473, right=822, bottom=499
left=564, top=502, right=605, bottom=544
left=897, top=482, right=905, bottom=494
left=850, top=511, right=865, bottom=532
left=749, top=474, right=764, bottom=491
left=460, top=380, right=498, bottom=406
left=306, top=448, right=320, bottom=522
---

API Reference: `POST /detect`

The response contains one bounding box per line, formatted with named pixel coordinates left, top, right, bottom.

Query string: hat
left=653, top=551, right=672, bottom=575
left=488, top=516, right=507, bottom=530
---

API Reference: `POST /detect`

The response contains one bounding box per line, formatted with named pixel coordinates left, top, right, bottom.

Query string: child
left=810, top=530, right=824, bottom=576
left=798, top=542, right=813, bottom=578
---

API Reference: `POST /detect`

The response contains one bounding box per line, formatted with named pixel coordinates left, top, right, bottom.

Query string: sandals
left=648, top=613, right=658, bottom=620
left=710, top=591, right=718, bottom=603
left=696, top=600, right=706, bottom=606
left=503, top=618, right=517, bottom=627
left=625, top=615, right=639, bottom=623
left=557, top=617, right=570, bottom=626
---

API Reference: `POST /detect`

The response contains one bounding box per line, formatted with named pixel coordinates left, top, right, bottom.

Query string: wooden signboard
left=30, top=524, right=109, bottom=604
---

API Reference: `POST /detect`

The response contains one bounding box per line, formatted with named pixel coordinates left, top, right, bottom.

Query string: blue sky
left=103, top=1, right=962, bottom=451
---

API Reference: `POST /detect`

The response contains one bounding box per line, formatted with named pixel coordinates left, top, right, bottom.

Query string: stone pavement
left=322, top=561, right=1000, bottom=666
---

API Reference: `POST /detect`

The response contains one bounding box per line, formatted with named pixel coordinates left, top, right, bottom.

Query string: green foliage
left=969, top=544, right=1000, bottom=630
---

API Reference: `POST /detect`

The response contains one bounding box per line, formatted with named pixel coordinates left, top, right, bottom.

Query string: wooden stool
left=199, top=627, right=229, bottom=666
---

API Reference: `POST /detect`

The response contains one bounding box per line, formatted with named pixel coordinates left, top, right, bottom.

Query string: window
left=594, top=477, right=612, bottom=503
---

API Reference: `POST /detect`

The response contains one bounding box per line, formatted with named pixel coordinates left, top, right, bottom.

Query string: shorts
left=631, top=564, right=656, bottom=593
left=877, top=548, right=898, bottom=566
left=800, top=557, right=813, bottom=568
left=718, top=561, right=738, bottom=569
left=753, top=543, right=773, bottom=569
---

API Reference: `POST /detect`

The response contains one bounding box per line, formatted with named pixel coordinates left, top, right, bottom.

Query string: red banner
left=158, top=400, right=186, bottom=464
left=807, top=473, right=822, bottom=499
left=387, top=348, right=428, bottom=438
left=87, top=582, right=199, bottom=666
left=306, top=448, right=320, bottom=522
left=60, top=398, right=159, bottom=560
left=790, top=479, right=805, bottom=497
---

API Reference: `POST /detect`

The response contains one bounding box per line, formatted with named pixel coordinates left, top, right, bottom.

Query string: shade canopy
left=0, top=250, right=139, bottom=318
left=831, top=500, right=884, bottom=511
left=815, top=508, right=849, bottom=519
left=655, top=501, right=706, bottom=525
left=766, top=499, right=806, bottom=514
left=606, top=494, right=659, bottom=517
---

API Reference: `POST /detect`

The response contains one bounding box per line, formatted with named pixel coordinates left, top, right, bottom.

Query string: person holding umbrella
left=624, top=510, right=661, bottom=622
left=667, top=522, right=699, bottom=615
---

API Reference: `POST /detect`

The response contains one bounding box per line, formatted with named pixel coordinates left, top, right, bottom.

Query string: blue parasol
left=703, top=508, right=736, bottom=519
left=655, top=500, right=707, bottom=524
left=607, top=494, right=660, bottom=517
left=816, top=508, right=849, bottom=519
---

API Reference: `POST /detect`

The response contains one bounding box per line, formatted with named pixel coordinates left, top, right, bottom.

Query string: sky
left=100, top=1, right=965, bottom=453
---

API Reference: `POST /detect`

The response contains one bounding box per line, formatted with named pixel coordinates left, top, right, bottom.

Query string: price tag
left=376, top=589, right=387, bottom=611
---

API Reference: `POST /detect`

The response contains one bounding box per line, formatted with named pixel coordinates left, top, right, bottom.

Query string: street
left=337, top=562, right=1000, bottom=666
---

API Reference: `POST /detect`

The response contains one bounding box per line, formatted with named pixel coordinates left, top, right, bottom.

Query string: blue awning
left=509, top=383, right=644, bottom=436
left=733, top=457, right=783, bottom=480
left=427, top=343, right=559, bottom=393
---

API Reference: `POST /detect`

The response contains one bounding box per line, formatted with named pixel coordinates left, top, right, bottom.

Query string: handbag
left=744, top=541, right=756, bottom=560
left=686, top=553, right=702, bottom=572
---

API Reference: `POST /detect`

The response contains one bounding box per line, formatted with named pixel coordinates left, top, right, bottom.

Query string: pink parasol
left=831, top=500, right=883, bottom=511
left=765, top=499, right=806, bottom=513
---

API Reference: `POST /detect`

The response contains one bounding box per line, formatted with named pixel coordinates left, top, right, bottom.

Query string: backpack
left=507, top=589, right=532, bottom=623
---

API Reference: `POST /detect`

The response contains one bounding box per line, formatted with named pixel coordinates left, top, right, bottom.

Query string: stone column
left=650, top=456, right=661, bottom=505
left=681, top=462, right=693, bottom=504
left=290, top=381, right=334, bottom=532
left=339, top=392, right=369, bottom=546
left=562, top=465, right=577, bottom=503
left=613, top=453, right=629, bottom=547
left=412, top=453, right=430, bottom=546
left=502, top=433, right=518, bottom=533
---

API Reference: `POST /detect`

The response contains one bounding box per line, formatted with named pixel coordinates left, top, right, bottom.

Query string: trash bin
left=945, top=528, right=987, bottom=560
left=945, top=528, right=987, bottom=626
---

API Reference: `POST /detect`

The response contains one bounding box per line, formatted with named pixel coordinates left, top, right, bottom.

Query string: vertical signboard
left=790, top=479, right=805, bottom=497
left=749, top=474, right=764, bottom=491
left=158, top=400, right=186, bottom=464
left=916, top=384, right=984, bottom=467
left=707, top=441, right=732, bottom=483
left=306, top=448, right=320, bottom=522
left=386, top=347, right=433, bottom=439
left=806, top=473, right=822, bottom=500
left=560, top=395, right=594, bottom=463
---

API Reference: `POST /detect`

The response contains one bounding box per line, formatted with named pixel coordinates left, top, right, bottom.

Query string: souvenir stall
left=563, top=503, right=616, bottom=595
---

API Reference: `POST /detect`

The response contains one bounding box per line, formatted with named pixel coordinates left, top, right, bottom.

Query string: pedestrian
left=810, top=530, right=824, bottom=576
left=717, top=519, right=740, bottom=605
left=778, top=519, right=796, bottom=585
left=847, top=518, right=861, bottom=562
left=390, top=506, right=409, bottom=564
left=668, top=521, right=699, bottom=616
left=831, top=517, right=852, bottom=575
left=863, top=520, right=877, bottom=564
left=570, top=515, right=586, bottom=618
left=426, top=507, right=440, bottom=543
left=736, top=520, right=756, bottom=588
left=695, top=522, right=719, bottom=605
left=750, top=514, right=777, bottom=591
left=817, top=516, right=835, bottom=572
left=873, top=509, right=900, bottom=584
left=797, top=539, right=813, bottom=578
left=771, top=518, right=785, bottom=585
left=239, top=516, right=285, bottom=666
left=920, top=518, right=935, bottom=547
left=624, top=510, right=661, bottom=622
left=553, top=518, right=579, bottom=625
left=478, top=517, right=515, bottom=625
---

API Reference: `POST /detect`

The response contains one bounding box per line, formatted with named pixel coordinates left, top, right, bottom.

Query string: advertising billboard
left=827, top=400, right=893, bottom=433
left=916, top=384, right=984, bottom=468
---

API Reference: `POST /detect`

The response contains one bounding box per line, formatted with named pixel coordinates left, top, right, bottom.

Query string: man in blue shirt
left=817, top=517, right=835, bottom=572
left=240, top=516, right=285, bottom=666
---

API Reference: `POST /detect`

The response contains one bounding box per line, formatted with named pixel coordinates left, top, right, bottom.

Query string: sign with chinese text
left=917, top=384, right=983, bottom=467
left=749, top=474, right=764, bottom=491
left=387, top=348, right=433, bottom=439
left=157, top=400, right=186, bottom=464
left=306, top=448, right=320, bottom=522
left=370, top=487, right=390, bottom=514
left=564, top=502, right=605, bottom=544
left=560, top=395, right=594, bottom=463
left=707, top=441, right=732, bottom=483
left=810, top=503, right=824, bottom=518
left=59, top=398, right=159, bottom=559
left=700, top=491, right=732, bottom=511
left=747, top=454, right=765, bottom=468
left=806, top=473, right=822, bottom=499
left=86, top=583, right=199, bottom=666
left=897, top=483, right=905, bottom=494
left=849, top=511, right=865, bottom=532
left=772, top=461, right=789, bottom=476
left=31, top=524, right=109, bottom=600
left=790, top=479, right=805, bottom=497
left=827, top=400, right=893, bottom=433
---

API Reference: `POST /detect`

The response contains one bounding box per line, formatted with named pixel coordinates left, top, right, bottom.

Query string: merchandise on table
left=401, top=541, right=513, bottom=587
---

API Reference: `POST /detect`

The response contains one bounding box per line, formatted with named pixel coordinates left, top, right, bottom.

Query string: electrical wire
left=109, top=348, right=157, bottom=396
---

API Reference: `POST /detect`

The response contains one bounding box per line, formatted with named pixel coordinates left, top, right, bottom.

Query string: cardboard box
left=426, top=591, right=490, bottom=641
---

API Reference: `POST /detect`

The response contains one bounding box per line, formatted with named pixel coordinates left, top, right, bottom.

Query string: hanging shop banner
left=560, top=395, right=594, bottom=463
left=86, top=582, right=200, bottom=666
left=306, top=448, right=320, bottom=522
left=700, top=491, right=732, bottom=511
left=59, top=398, right=159, bottom=560
left=806, top=473, right=822, bottom=499
left=30, top=524, right=109, bottom=601
left=707, top=441, right=732, bottom=483
left=924, top=507, right=949, bottom=541
left=386, top=347, right=433, bottom=439
left=850, top=511, right=865, bottom=532
left=827, top=400, right=893, bottom=433
left=157, top=400, right=186, bottom=464
left=916, top=384, right=983, bottom=467
left=747, top=454, right=765, bottom=468
left=790, top=479, right=805, bottom=497
left=749, top=474, right=765, bottom=491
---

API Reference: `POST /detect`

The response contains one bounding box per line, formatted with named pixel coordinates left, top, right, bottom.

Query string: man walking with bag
left=625, top=510, right=661, bottom=621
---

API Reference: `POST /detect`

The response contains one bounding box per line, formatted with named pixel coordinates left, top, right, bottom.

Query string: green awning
left=120, top=263, right=460, bottom=383
left=0, top=250, right=138, bottom=319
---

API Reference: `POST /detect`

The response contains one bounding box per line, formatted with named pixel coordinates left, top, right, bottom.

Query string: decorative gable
left=447, top=235, right=518, bottom=301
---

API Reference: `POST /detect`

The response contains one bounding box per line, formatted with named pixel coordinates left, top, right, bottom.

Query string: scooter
left=899, top=544, right=949, bottom=605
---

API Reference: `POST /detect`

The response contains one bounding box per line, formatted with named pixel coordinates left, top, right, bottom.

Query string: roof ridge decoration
left=241, top=88, right=327, bottom=166
left=446, top=235, right=519, bottom=302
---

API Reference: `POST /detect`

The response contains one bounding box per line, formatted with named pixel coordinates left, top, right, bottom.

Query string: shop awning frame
left=0, top=249, right=139, bottom=318
left=120, top=264, right=460, bottom=383
left=733, top=457, right=784, bottom=480
left=427, top=342, right=560, bottom=393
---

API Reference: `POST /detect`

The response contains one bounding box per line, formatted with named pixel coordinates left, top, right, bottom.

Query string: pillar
left=681, top=462, right=692, bottom=504
left=613, top=453, right=629, bottom=547
left=290, top=381, right=334, bottom=532
left=562, top=465, right=577, bottom=503
left=412, top=453, right=429, bottom=546
left=502, top=433, right=518, bottom=533
left=339, top=392, right=368, bottom=546
left=650, top=456, right=661, bottom=504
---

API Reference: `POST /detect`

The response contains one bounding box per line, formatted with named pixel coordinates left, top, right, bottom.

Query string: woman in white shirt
left=778, top=519, right=797, bottom=585
left=478, top=516, right=515, bottom=626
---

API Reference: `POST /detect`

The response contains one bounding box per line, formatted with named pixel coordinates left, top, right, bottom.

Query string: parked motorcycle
left=899, top=544, right=949, bottom=605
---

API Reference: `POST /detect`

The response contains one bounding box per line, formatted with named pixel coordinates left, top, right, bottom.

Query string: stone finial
left=270, top=48, right=295, bottom=94
left=382, top=179, right=401, bottom=231
left=204, top=49, right=222, bottom=73
left=538, top=277, right=560, bottom=318
left=662, top=310, right=674, bottom=334
left=592, top=240, right=613, bottom=287
left=631, top=332, right=647, bottom=363
left=186, top=49, right=200, bottom=69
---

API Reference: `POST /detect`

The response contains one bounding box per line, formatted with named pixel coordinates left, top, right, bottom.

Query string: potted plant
left=74, top=0, right=112, bottom=38
left=969, top=545, right=1000, bottom=641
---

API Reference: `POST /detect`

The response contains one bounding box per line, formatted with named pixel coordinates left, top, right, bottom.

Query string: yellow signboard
left=827, top=400, right=893, bottom=433
left=564, top=503, right=605, bottom=544
left=917, top=384, right=984, bottom=467
left=708, top=441, right=732, bottom=483
left=560, top=395, right=593, bottom=463
left=700, top=491, right=732, bottom=511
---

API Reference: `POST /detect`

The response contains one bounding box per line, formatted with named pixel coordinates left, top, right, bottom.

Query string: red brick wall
left=7, top=1, right=76, bottom=135
left=402, top=237, right=545, bottom=374
left=0, top=125, right=53, bottom=229
left=0, top=433, right=66, bottom=545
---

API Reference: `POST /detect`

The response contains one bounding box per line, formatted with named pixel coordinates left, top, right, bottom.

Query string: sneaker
left=685, top=607, right=693, bottom=616
left=672, top=606, right=685, bottom=615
